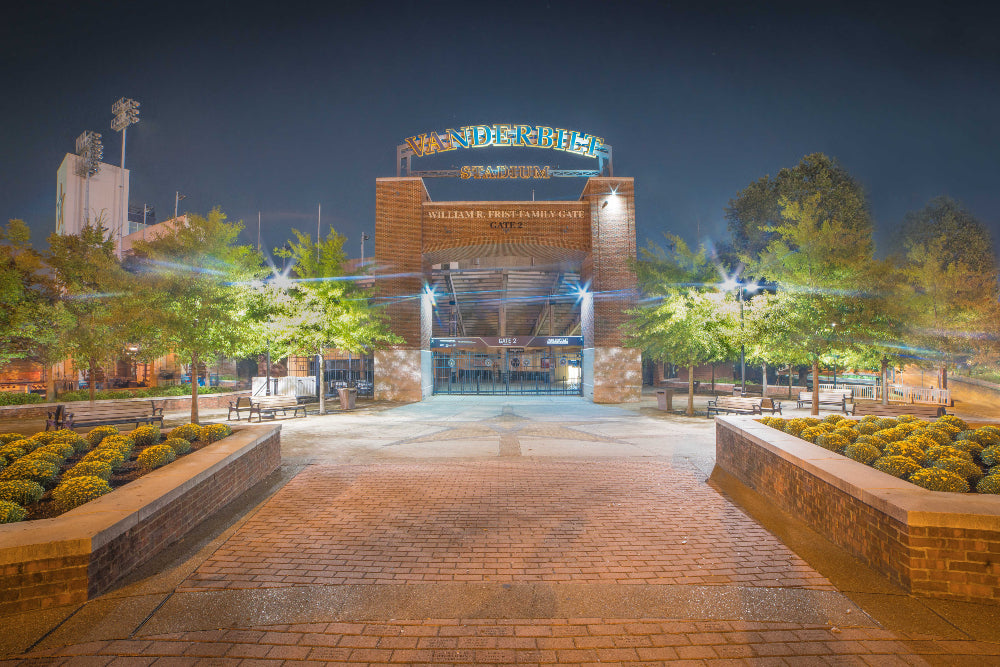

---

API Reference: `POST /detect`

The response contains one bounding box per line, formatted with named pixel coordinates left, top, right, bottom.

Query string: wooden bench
left=663, top=379, right=699, bottom=392
left=850, top=401, right=946, bottom=418
left=758, top=398, right=782, bottom=415
left=796, top=390, right=852, bottom=414
left=248, top=395, right=307, bottom=422
left=227, top=395, right=252, bottom=421
left=707, top=396, right=764, bottom=417
left=60, top=401, right=164, bottom=430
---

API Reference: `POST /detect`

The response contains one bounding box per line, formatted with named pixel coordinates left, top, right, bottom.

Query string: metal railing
left=817, top=382, right=950, bottom=405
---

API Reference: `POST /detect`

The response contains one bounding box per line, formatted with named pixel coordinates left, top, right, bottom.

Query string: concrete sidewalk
left=3, top=393, right=1000, bottom=664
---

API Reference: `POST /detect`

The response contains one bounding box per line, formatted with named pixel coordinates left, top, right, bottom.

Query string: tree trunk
left=317, top=349, right=326, bottom=415
left=787, top=363, right=793, bottom=398
left=687, top=364, right=695, bottom=417
left=811, top=358, right=820, bottom=416
left=880, top=357, right=889, bottom=405
left=939, top=365, right=948, bottom=390
left=190, top=351, right=200, bottom=425
left=761, top=362, right=768, bottom=397
left=88, top=357, right=97, bottom=403
left=46, top=364, right=56, bottom=402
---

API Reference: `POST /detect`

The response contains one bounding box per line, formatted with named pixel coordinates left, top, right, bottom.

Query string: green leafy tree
left=902, top=197, right=996, bottom=274
left=752, top=193, right=880, bottom=414
left=625, top=235, right=735, bottom=416
left=129, top=208, right=266, bottom=423
left=46, top=223, right=134, bottom=402
left=0, top=220, right=63, bottom=376
left=264, top=228, right=400, bottom=413
left=726, top=153, right=872, bottom=262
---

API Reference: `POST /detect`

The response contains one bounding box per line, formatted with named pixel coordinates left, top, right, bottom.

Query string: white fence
left=817, top=382, right=950, bottom=405
left=251, top=376, right=316, bottom=397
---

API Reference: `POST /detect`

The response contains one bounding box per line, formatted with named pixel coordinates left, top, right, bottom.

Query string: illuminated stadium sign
left=397, top=123, right=613, bottom=179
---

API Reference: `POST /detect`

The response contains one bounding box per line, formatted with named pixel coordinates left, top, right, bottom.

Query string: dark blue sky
left=3, top=0, right=999, bottom=257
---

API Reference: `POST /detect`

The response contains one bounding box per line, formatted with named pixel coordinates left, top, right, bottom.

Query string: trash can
left=656, top=389, right=673, bottom=411
left=338, top=386, right=357, bottom=410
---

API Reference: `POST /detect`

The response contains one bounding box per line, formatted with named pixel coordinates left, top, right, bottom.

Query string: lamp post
left=722, top=276, right=758, bottom=394
left=111, top=98, right=139, bottom=257
left=361, top=232, right=370, bottom=268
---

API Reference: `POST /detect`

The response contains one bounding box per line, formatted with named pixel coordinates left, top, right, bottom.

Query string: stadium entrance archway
left=373, top=176, right=641, bottom=403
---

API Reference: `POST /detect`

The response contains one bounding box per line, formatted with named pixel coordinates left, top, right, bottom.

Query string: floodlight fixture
left=112, top=97, right=140, bottom=257
left=74, top=131, right=103, bottom=176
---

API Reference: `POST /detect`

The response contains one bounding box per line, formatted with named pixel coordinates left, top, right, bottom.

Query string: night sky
left=3, top=0, right=999, bottom=259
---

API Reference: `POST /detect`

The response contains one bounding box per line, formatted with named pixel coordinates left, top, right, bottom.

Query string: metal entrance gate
left=433, top=349, right=583, bottom=395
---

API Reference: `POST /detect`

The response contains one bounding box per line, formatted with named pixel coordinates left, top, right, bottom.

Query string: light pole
left=361, top=232, right=370, bottom=268
left=111, top=97, right=139, bottom=256
left=722, top=276, right=758, bottom=394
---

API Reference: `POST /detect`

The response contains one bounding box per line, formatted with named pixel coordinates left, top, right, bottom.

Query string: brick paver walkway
left=15, top=619, right=1000, bottom=664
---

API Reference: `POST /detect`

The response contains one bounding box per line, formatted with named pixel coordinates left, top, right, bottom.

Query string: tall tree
left=726, top=153, right=871, bottom=261
left=129, top=208, right=266, bottom=424
left=752, top=192, right=879, bottom=414
left=46, top=223, right=134, bottom=402
left=902, top=196, right=996, bottom=274
left=625, top=235, right=735, bottom=416
left=0, top=220, right=61, bottom=371
left=264, top=228, right=399, bottom=413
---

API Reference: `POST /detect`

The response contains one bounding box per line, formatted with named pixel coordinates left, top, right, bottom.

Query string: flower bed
left=0, top=423, right=234, bottom=522
left=758, top=414, right=1000, bottom=494
left=0, top=423, right=280, bottom=616
left=716, top=415, right=1000, bottom=604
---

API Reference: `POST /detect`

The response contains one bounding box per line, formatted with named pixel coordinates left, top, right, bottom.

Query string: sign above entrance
left=431, top=336, right=583, bottom=349
left=397, top=124, right=613, bottom=179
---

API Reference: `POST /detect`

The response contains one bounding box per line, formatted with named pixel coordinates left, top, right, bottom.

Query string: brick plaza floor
left=4, top=395, right=1000, bottom=665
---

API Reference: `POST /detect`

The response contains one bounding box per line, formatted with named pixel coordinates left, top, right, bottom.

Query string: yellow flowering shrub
left=52, top=476, right=113, bottom=511
left=0, top=500, right=25, bottom=523
left=136, top=444, right=176, bottom=470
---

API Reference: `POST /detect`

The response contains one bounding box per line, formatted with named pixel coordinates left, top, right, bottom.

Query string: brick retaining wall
left=716, top=416, right=1000, bottom=603
left=0, top=424, right=280, bottom=616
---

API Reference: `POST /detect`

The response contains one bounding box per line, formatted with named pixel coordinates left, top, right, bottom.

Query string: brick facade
left=373, top=176, right=640, bottom=403
left=716, top=417, right=1000, bottom=603
left=0, top=425, right=280, bottom=616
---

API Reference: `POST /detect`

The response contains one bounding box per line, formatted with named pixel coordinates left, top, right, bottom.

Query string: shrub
left=802, top=418, right=822, bottom=427
left=896, top=415, right=921, bottom=424
left=98, top=435, right=134, bottom=458
left=973, top=429, right=1000, bottom=447
left=131, top=425, right=160, bottom=448
left=800, top=426, right=825, bottom=443
left=897, top=422, right=922, bottom=433
left=909, top=468, right=969, bottom=493
left=170, top=424, right=201, bottom=442
left=855, top=434, right=888, bottom=451
left=905, top=434, right=937, bottom=451
left=0, top=479, right=45, bottom=505
left=938, top=415, right=968, bottom=431
left=163, top=437, right=192, bottom=455
left=833, top=427, right=859, bottom=443
left=873, top=455, right=922, bottom=479
left=0, top=458, right=59, bottom=485
left=930, top=422, right=961, bottom=438
left=11, top=438, right=43, bottom=453
left=922, top=428, right=953, bottom=446
left=0, top=393, right=43, bottom=406
left=815, top=433, right=849, bottom=452
left=884, top=440, right=926, bottom=464
left=855, top=421, right=879, bottom=435
left=199, top=423, right=232, bottom=444
left=24, top=449, right=65, bottom=466
left=0, top=500, right=25, bottom=523
left=875, top=427, right=907, bottom=443
left=823, top=414, right=846, bottom=424
left=983, top=445, right=1000, bottom=467
left=979, top=425, right=1000, bottom=438
left=63, top=460, right=113, bottom=481
left=0, top=443, right=27, bottom=462
left=0, top=433, right=26, bottom=445
left=87, top=425, right=119, bottom=447
left=876, top=418, right=899, bottom=431
left=952, top=439, right=984, bottom=459
left=81, top=447, right=125, bottom=468
left=52, top=476, right=113, bottom=511
left=926, top=445, right=973, bottom=463
left=933, top=457, right=984, bottom=481
left=845, top=442, right=882, bottom=465
left=137, top=444, right=176, bottom=470
left=976, top=475, right=1000, bottom=494
left=39, top=441, right=75, bottom=459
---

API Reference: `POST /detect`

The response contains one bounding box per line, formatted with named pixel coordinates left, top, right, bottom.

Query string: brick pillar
left=580, top=177, right=641, bottom=403
left=374, top=178, right=428, bottom=402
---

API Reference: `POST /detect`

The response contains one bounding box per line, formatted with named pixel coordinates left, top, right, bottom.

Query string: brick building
left=373, top=176, right=641, bottom=403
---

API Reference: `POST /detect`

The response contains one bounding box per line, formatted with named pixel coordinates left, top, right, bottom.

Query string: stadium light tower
left=112, top=97, right=140, bottom=255
left=75, top=131, right=103, bottom=228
